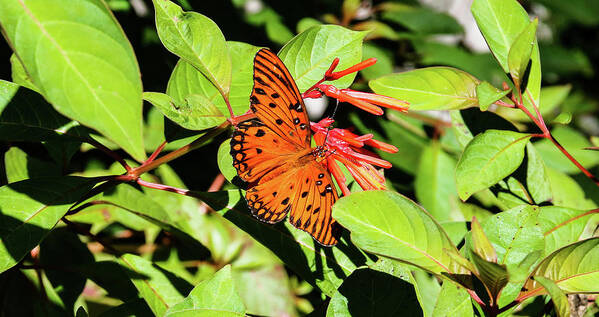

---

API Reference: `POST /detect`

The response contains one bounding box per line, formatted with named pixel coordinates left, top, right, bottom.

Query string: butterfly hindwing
left=288, top=162, right=342, bottom=246
left=250, top=49, right=311, bottom=148
left=245, top=163, right=342, bottom=246
left=230, top=119, right=300, bottom=184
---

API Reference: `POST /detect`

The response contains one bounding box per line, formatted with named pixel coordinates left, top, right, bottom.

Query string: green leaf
left=265, top=20, right=294, bottom=45
left=4, top=147, right=60, bottom=183
left=0, top=177, right=98, bottom=273
left=526, top=144, right=552, bottom=204
left=119, top=253, right=193, bottom=316
left=333, top=190, right=459, bottom=275
left=0, top=81, right=95, bottom=143
left=415, top=142, right=458, bottom=222
left=361, top=43, right=394, bottom=81
left=143, top=92, right=225, bottom=130
left=546, top=167, right=596, bottom=210
left=200, top=190, right=374, bottom=296
left=539, top=206, right=596, bottom=256
left=97, top=298, right=154, bottom=317
left=527, top=238, right=599, bottom=293
left=411, top=40, right=505, bottom=84
left=534, top=276, right=570, bottom=317
left=153, top=0, right=231, bottom=99
left=471, top=0, right=531, bottom=73
left=326, top=268, right=423, bottom=317
left=165, top=265, right=245, bottom=316
left=0, top=0, right=145, bottom=161
left=470, top=252, right=509, bottom=301
left=471, top=216, right=497, bottom=262
left=369, top=67, right=480, bottom=111
left=381, top=4, right=463, bottom=35
left=278, top=25, right=367, bottom=91
left=167, top=41, right=260, bottom=117
left=10, top=54, right=39, bottom=92
left=232, top=266, right=295, bottom=317
left=508, top=19, right=538, bottom=87
left=476, top=81, right=510, bottom=111
left=534, top=126, right=599, bottom=174
left=470, top=0, right=541, bottom=110
left=481, top=205, right=544, bottom=269
left=39, top=228, right=94, bottom=312
left=217, top=139, right=237, bottom=183
left=456, top=130, right=531, bottom=200
left=432, top=282, right=474, bottom=317
left=296, top=17, right=322, bottom=33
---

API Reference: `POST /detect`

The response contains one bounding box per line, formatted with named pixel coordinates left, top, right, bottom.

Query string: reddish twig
left=208, top=173, right=226, bottom=192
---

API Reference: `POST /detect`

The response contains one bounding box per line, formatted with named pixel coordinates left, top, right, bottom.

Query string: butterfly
left=230, top=48, right=342, bottom=246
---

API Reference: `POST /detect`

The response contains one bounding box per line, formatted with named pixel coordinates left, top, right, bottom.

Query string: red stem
left=145, top=141, right=167, bottom=164
left=207, top=173, right=225, bottom=192
left=87, top=138, right=131, bottom=172
left=549, top=135, right=599, bottom=186
left=137, top=178, right=190, bottom=196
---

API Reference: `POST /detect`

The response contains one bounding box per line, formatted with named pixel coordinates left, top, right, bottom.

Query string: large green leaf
left=198, top=190, right=374, bottom=297
left=167, top=41, right=260, bottom=117
left=456, top=130, right=531, bottom=200
left=481, top=205, right=544, bottom=270
left=333, top=190, right=459, bottom=275
left=0, top=177, right=98, bottom=273
left=415, top=142, right=458, bottom=222
left=143, top=92, right=225, bottom=130
left=153, top=0, right=231, bottom=99
left=0, top=0, right=145, bottom=161
left=369, top=67, right=480, bottom=111
left=278, top=25, right=367, bottom=91
left=326, top=268, right=423, bottom=317
left=119, top=253, right=193, bottom=316
left=539, top=206, right=596, bottom=256
left=470, top=0, right=540, bottom=110
left=471, top=0, right=531, bottom=73
left=165, top=265, right=245, bottom=316
left=526, top=238, right=599, bottom=294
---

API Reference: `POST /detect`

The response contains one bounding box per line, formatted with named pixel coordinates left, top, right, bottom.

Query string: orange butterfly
left=230, top=48, right=342, bottom=246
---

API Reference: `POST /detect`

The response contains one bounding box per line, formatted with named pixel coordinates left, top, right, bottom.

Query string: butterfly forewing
left=250, top=49, right=311, bottom=147
left=231, top=119, right=300, bottom=184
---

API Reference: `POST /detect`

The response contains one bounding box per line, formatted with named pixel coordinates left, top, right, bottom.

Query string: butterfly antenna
left=323, top=99, right=340, bottom=145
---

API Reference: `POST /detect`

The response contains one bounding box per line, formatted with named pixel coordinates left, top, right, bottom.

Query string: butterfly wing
left=231, top=119, right=300, bottom=184
left=245, top=161, right=342, bottom=246
left=250, top=49, right=311, bottom=147
left=231, top=48, right=342, bottom=246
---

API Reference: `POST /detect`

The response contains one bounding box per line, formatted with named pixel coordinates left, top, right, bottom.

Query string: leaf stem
left=130, top=121, right=230, bottom=177
left=87, top=138, right=131, bottom=171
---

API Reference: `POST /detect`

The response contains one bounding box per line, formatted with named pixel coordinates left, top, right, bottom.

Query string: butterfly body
left=230, top=49, right=342, bottom=246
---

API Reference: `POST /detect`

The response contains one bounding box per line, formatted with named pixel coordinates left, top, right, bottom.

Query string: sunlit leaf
left=153, top=0, right=231, bottom=99
left=370, top=67, right=479, bottom=111
left=278, top=25, right=367, bottom=91
left=143, top=92, right=225, bottom=130
left=0, top=0, right=145, bottom=160
left=333, top=190, right=459, bottom=275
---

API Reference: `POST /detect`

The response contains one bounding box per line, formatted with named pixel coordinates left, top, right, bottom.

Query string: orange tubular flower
left=310, top=118, right=397, bottom=196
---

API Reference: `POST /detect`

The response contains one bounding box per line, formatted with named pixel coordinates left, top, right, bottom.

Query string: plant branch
left=87, top=138, right=131, bottom=171
left=130, top=121, right=231, bottom=177
left=549, top=135, right=599, bottom=186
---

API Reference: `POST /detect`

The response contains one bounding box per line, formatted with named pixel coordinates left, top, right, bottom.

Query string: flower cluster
left=310, top=118, right=398, bottom=196
left=303, top=56, right=408, bottom=196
